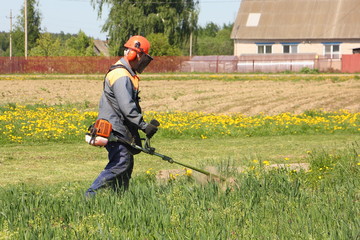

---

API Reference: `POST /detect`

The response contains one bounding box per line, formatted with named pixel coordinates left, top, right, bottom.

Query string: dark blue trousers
left=86, top=142, right=134, bottom=196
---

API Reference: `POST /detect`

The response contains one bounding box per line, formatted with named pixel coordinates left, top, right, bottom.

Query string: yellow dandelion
left=185, top=168, right=192, bottom=176
left=262, top=160, right=270, bottom=166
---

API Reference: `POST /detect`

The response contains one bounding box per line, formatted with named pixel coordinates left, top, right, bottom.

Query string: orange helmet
left=124, top=35, right=151, bottom=54
left=124, top=35, right=153, bottom=73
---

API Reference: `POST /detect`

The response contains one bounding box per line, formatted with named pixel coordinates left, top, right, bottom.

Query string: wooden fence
left=342, top=54, right=360, bottom=73
left=0, top=55, right=358, bottom=74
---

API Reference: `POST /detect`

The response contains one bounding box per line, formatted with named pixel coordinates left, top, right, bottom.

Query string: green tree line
left=0, top=0, right=233, bottom=57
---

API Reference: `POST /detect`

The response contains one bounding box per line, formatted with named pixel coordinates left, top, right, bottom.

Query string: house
left=93, top=39, right=110, bottom=56
left=231, top=0, right=360, bottom=71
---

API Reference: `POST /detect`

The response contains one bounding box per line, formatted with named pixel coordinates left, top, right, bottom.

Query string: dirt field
left=1, top=76, right=359, bottom=115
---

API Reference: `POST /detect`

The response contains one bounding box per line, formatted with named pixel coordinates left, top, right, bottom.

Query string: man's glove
left=144, top=119, right=159, bottom=138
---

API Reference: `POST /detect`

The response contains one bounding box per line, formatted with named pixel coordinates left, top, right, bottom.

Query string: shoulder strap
left=103, top=64, right=126, bottom=89
left=107, top=64, right=127, bottom=74
left=104, top=64, right=140, bottom=90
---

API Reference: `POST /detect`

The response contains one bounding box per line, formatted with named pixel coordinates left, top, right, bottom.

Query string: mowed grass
left=0, top=135, right=358, bottom=186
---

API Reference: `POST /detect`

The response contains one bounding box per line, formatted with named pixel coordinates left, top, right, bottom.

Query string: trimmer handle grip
left=150, top=119, right=160, bottom=127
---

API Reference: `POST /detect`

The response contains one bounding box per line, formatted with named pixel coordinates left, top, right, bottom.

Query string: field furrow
left=1, top=77, right=359, bottom=115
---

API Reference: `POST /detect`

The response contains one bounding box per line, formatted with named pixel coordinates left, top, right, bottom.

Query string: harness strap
left=104, top=64, right=140, bottom=90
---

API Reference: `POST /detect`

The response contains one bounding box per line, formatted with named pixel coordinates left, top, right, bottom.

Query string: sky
left=0, top=0, right=241, bottom=40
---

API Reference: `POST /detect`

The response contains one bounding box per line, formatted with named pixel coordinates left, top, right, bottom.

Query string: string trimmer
left=86, top=119, right=226, bottom=182
left=132, top=136, right=226, bottom=182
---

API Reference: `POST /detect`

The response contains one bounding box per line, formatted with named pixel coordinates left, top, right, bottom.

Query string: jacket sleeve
left=111, top=77, right=147, bottom=131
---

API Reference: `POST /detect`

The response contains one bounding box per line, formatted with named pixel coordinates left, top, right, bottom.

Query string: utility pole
left=24, top=0, right=28, bottom=59
left=6, top=10, right=14, bottom=59
left=189, top=32, right=193, bottom=57
left=9, top=10, right=13, bottom=59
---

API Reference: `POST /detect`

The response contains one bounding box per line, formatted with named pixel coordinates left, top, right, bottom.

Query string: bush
left=299, top=67, right=320, bottom=74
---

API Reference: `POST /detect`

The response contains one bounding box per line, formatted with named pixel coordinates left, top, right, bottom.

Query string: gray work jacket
left=97, top=58, right=148, bottom=148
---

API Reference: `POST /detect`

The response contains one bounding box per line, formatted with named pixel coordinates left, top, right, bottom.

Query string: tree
left=29, top=33, right=62, bottom=56
left=146, top=33, right=181, bottom=56
left=12, top=0, right=41, bottom=56
left=0, top=32, right=10, bottom=56
left=215, top=24, right=234, bottom=55
left=195, top=23, right=234, bottom=56
left=92, top=0, right=199, bottom=56
left=63, top=30, right=95, bottom=56
left=198, top=22, right=220, bottom=38
left=28, top=31, right=96, bottom=56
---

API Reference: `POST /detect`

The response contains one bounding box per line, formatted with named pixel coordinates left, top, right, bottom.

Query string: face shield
left=134, top=53, right=153, bottom=73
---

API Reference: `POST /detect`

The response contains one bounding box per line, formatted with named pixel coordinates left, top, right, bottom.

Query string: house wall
left=234, top=40, right=360, bottom=57
left=233, top=40, right=356, bottom=71
left=341, top=43, right=360, bottom=54
left=234, top=42, right=257, bottom=55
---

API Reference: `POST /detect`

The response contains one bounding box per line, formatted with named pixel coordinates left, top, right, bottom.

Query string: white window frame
left=323, top=43, right=341, bottom=59
left=282, top=44, right=298, bottom=54
left=246, top=13, right=261, bottom=27
left=257, top=43, right=273, bottom=54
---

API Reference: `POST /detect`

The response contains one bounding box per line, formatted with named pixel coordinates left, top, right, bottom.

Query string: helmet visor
left=135, top=53, right=153, bottom=73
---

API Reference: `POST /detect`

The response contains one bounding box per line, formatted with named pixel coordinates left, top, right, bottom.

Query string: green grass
left=0, top=134, right=358, bottom=186
left=0, top=141, right=359, bottom=239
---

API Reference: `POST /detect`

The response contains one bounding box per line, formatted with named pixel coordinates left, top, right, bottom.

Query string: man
left=85, top=35, right=158, bottom=196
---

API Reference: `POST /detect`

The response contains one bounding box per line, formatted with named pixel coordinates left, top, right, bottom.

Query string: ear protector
left=127, top=49, right=138, bottom=61
left=126, top=41, right=142, bottom=61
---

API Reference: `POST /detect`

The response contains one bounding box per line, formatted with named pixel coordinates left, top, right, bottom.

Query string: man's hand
left=145, top=119, right=159, bottom=138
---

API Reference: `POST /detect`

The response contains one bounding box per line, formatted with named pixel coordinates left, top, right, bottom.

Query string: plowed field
left=1, top=76, right=359, bottom=115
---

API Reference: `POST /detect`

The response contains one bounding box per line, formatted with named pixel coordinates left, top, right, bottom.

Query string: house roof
left=93, top=40, right=110, bottom=56
left=231, top=0, right=360, bottom=40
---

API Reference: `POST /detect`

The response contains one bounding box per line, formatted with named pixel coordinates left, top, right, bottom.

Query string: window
left=257, top=44, right=272, bottom=54
left=283, top=44, right=298, bottom=54
left=332, top=45, right=340, bottom=59
left=246, top=13, right=261, bottom=27
left=323, top=43, right=341, bottom=59
left=256, top=42, right=274, bottom=54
